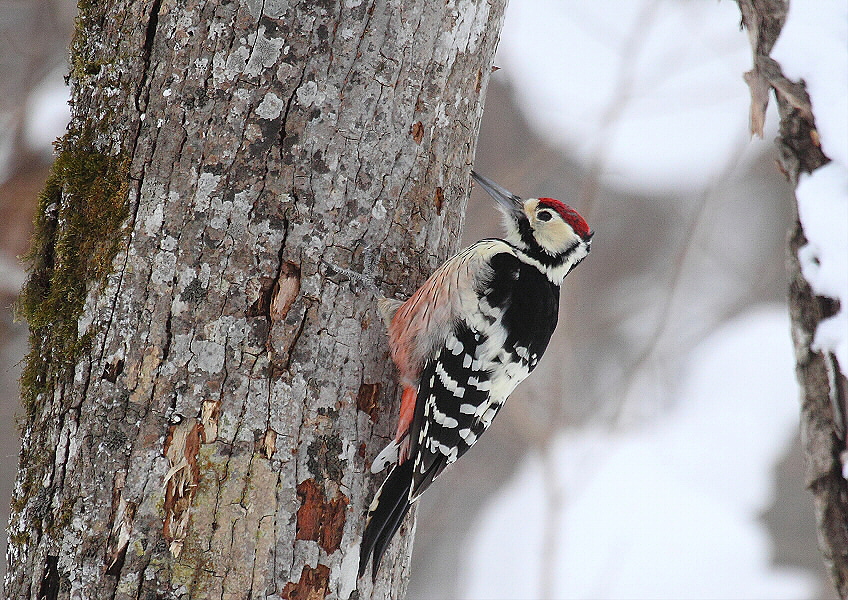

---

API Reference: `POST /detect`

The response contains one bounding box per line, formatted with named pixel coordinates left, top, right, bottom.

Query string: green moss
left=56, top=496, right=76, bottom=530
left=69, top=2, right=103, bottom=84
left=8, top=531, right=30, bottom=548
left=16, top=127, right=130, bottom=418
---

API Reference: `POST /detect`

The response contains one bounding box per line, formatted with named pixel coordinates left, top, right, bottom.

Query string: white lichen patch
left=371, top=197, right=387, bottom=219
left=244, top=0, right=263, bottom=19
left=262, top=0, right=288, bottom=18
left=276, top=60, right=297, bottom=81
left=192, top=56, right=209, bottom=77
left=77, top=286, right=101, bottom=342
left=159, top=235, right=179, bottom=253
left=144, top=199, right=164, bottom=236
left=194, top=171, right=221, bottom=210
left=192, top=340, right=226, bottom=374
left=296, top=80, right=326, bottom=107
left=209, top=210, right=230, bottom=231
left=175, top=12, right=196, bottom=34
left=150, top=246, right=177, bottom=286
left=256, top=92, right=284, bottom=120
left=245, top=26, right=285, bottom=77
left=214, top=44, right=251, bottom=85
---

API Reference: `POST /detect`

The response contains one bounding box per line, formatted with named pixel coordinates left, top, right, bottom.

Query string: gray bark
left=5, top=0, right=506, bottom=598
left=737, top=1, right=848, bottom=596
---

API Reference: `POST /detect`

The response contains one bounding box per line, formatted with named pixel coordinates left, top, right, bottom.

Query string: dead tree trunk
left=5, top=0, right=506, bottom=598
left=737, top=1, right=848, bottom=596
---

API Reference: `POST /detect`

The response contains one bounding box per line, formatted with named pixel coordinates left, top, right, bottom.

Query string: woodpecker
left=359, top=171, right=592, bottom=579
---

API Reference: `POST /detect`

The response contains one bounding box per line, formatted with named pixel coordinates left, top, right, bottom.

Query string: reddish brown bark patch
left=295, top=479, right=350, bottom=554
left=409, top=121, right=424, bottom=144
left=434, top=186, right=445, bottom=215
left=282, top=564, right=331, bottom=600
left=356, top=382, right=381, bottom=422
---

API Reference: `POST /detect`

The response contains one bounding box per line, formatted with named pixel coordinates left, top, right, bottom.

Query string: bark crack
left=134, top=0, right=163, bottom=112
left=37, top=555, right=60, bottom=600
left=280, top=70, right=307, bottom=149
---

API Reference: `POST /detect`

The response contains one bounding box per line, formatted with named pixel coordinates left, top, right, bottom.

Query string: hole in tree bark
left=37, top=555, right=60, bottom=600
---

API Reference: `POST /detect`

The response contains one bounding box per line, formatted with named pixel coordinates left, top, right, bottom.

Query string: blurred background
left=0, top=0, right=835, bottom=598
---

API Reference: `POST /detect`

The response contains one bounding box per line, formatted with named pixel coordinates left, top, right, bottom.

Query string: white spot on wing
left=432, top=406, right=459, bottom=428
left=467, top=375, right=491, bottom=391
left=459, top=428, right=478, bottom=445
left=446, top=334, right=465, bottom=356
left=435, top=363, right=466, bottom=399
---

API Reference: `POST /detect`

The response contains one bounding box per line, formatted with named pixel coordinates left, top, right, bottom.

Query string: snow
left=772, top=0, right=848, bottom=373
left=796, top=164, right=848, bottom=369
left=772, top=0, right=848, bottom=168
left=495, top=0, right=754, bottom=194
left=461, top=307, right=816, bottom=599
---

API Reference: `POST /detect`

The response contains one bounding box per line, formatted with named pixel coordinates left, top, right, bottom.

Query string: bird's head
left=472, top=171, right=592, bottom=280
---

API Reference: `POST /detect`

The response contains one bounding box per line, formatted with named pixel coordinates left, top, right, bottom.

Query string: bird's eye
left=537, top=210, right=553, bottom=222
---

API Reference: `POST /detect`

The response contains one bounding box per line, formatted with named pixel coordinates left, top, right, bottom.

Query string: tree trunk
left=737, top=1, right=848, bottom=596
left=5, top=0, right=506, bottom=598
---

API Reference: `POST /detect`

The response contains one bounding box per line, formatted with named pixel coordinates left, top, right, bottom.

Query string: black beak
left=471, top=171, right=525, bottom=221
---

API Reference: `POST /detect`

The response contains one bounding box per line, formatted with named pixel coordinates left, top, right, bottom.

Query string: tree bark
left=5, top=0, right=506, bottom=598
left=737, top=1, right=848, bottom=596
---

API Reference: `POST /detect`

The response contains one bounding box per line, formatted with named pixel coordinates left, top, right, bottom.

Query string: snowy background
left=0, top=0, right=845, bottom=598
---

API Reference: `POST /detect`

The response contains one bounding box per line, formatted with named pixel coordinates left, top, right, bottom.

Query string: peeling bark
left=5, top=0, right=506, bottom=598
left=295, top=478, right=349, bottom=555
left=282, top=564, right=331, bottom=600
left=356, top=383, right=381, bottom=423
left=737, top=1, right=848, bottom=595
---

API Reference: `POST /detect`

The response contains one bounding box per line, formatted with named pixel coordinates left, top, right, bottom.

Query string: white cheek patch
left=535, top=221, right=579, bottom=256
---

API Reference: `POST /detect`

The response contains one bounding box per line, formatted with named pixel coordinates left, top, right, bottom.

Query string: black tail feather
left=370, top=496, right=412, bottom=580
left=359, top=460, right=414, bottom=580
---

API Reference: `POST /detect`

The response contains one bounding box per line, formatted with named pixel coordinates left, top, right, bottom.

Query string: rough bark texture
left=737, top=1, right=848, bottom=596
left=5, top=0, right=506, bottom=598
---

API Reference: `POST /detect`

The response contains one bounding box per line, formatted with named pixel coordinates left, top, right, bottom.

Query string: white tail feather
left=370, top=439, right=400, bottom=473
